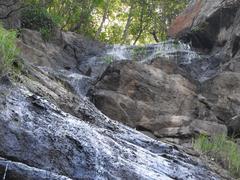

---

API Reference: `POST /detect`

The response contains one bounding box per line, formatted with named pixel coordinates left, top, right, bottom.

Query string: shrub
left=131, top=46, right=147, bottom=61
left=0, top=24, right=19, bottom=74
left=173, top=40, right=180, bottom=49
left=194, top=134, right=240, bottom=178
left=102, top=55, right=114, bottom=64
left=39, top=27, right=52, bottom=41
left=21, top=5, right=56, bottom=41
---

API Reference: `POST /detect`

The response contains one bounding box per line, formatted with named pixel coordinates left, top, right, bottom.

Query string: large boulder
left=201, top=72, right=240, bottom=136
left=18, top=29, right=105, bottom=71
left=92, top=60, right=227, bottom=143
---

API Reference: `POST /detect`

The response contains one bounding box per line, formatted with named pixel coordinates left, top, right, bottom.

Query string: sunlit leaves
left=0, top=25, right=19, bottom=72
left=23, top=0, right=189, bottom=44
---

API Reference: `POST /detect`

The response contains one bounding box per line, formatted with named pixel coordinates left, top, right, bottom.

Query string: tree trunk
left=95, top=0, right=110, bottom=39
left=151, top=31, right=159, bottom=43
left=121, top=3, right=134, bottom=44
left=133, top=29, right=143, bottom=45
left=133, top=5, right=145, bottom=45
left=70, top=1, right=95, bottom=32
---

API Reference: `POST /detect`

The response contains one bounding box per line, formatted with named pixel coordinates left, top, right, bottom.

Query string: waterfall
left=103, top=40, right=200, bottom=64
left=56, top=40, right=222, bottom=98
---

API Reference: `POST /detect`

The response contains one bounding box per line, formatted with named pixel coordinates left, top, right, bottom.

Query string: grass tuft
left=194, top=134, right=240, bottom=178
left=0, top=24, right=19, bottom=74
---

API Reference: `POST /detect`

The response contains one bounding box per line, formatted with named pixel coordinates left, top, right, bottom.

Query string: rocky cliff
left=169, top=0, right=240, bottom=137
left=0, top=0, right=239, bottom=179
left=0, top=29, right=229, bottom=179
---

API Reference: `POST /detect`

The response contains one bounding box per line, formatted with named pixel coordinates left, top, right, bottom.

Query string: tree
left=21, top=0, right=189, bottom=44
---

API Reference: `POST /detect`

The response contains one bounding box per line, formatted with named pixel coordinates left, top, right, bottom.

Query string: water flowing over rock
left=104, top=40, right=199, bottom=63
left=2, top=0, right=240, bottom=176
left=0, top=81, right=223, bottom=179
left=0, top=27, right=232, bottom=179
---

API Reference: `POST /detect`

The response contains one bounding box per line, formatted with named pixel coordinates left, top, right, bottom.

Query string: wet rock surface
left=0, top=74, right=223, bottom=179
left=0, top=158, right=70, bottom=180
left=0, top=8, right=237, bottom=177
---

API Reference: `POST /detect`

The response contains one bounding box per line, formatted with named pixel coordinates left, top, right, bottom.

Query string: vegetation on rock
left=21, top=4, right=57, bottom=41
left=0, top=24, right=19, bottom=74
left=102, top=55, right=114, bottom=64
left=194, top=134, right=240, bottom=178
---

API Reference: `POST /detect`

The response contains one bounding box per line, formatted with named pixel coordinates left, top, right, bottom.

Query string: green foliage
left=131, top=46, right=147, bottom=61
left=39, top=27, right=52, bottom=41
left=21, top=4, right=56, bottom=41
left=23, top=0, right=189, bottom=44
left=173, top=40, right=180, bottom=49
left=0, top=24, right=19, bottom=74
left=194, top=134, right=240, bottom=178
left=102, top=55, right=114, bottom=64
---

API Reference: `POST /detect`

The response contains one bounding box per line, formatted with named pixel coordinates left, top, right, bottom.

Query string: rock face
left=0, top=29, right=229, bottom=179
left=91, top=0, right=240, bottom=144
left=168, top=0, right=240, bottom=137
left=201, top=72, right=240, bottom=135
left=1, top=0, right=239, bottom=177
left=0, top=64, right=223, bottom=179
left=168, top=0, right=240, bottom=52
left=18, top=30, right=230, bottom=147
left=0, top=0, right=21, bottom=29
left=92, top=57, right=228, bottom=143
left=19, top=29, right=105, bottom=72
left=168, top=0, right=202, bottom=39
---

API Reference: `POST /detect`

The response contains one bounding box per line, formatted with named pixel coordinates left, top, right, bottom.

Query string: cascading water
left=73, top=40, right=222, bottom=97
left=104, top=40, right=200, bottom=64
left=97, top=40, right=222, bottom=82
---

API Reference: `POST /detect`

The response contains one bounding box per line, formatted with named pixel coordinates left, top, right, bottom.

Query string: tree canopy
left=23, top=0, right=189, bottom=45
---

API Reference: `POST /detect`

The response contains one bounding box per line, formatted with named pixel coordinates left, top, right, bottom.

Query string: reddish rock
left=168, top=0, right=202, bottom=38
left=168, top=0, right=240, bottom=50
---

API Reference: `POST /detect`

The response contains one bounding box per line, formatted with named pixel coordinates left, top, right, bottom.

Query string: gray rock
left=0, top=81, right=222, bottom=179
left=168, top=0, right=240, bottom=138
left=1, top=26, right=232, bottom=179
left=228, top=115, right=240, bottom=136
left=0, top=0, right=21, bottom=29
left=0, top=158, right=70, bottom=180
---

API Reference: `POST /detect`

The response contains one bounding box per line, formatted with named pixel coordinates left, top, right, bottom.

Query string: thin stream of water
left=104, top=40, right=200, bottom=64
